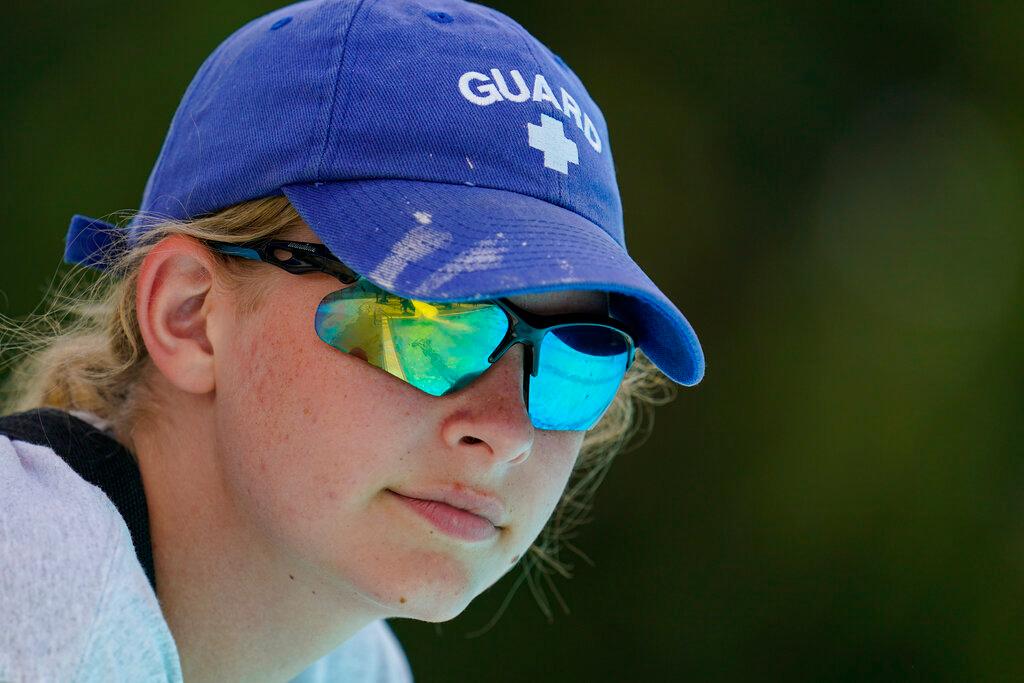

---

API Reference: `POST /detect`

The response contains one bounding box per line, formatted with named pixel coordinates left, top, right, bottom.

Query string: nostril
left=460, top=436, right=483, bottom=445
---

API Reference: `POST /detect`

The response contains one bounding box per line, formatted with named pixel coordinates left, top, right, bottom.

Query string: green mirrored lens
left=315, top=280, right=508, bottom=396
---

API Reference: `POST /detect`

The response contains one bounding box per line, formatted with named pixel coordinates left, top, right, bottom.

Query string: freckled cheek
left=222, top=316, right=335, bottom=491
left=237, top=309, right=327, bottom=413
left=234, top=350, right=403, bottom=506
left=233, top=433, right=373, bottom=533
left=223, top=294, right=434, bottom=520
left=515, top=434, right=585, bottom=533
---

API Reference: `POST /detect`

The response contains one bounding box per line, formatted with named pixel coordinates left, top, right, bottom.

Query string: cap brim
left=282, top=179, right=704, bottom=386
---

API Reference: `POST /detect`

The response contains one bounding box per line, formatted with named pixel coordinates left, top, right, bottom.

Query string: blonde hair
left=0, top=195, right=677, bottom=626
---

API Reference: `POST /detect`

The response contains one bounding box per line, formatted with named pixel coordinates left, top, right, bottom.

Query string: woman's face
left=211, top=226, right=604, bottom=622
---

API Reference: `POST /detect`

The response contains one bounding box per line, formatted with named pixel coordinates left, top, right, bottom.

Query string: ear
left=135, top=234, right=221, bottom=395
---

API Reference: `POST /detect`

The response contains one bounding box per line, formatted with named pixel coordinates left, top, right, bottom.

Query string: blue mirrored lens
left=529, top=325, right=631, bottom=430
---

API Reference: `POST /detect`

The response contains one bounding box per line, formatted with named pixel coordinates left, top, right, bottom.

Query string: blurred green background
left=3, top=1, right=1023, bottom=681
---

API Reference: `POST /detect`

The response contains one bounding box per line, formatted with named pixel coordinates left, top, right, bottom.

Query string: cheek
left=510, top=432, right=586, bottom=543
left=537, top=430, right=586, bottom=481
left=214, top=294, right=414, bottom=550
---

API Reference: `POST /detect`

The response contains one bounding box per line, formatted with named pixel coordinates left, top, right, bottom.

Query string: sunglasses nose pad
left=520, top=342, right=536, bottom=411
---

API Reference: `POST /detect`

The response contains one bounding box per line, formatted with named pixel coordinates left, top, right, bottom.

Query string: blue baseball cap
left=63, top=0, right=704, bottom=386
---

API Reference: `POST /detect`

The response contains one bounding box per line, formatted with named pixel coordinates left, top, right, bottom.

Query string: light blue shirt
left=0, top=433, right=413, bottom=682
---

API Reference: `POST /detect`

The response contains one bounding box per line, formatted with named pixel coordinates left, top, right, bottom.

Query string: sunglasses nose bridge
left=488, top=337, right=539, bottom=375
left=488, top=311, right=545, bottom=376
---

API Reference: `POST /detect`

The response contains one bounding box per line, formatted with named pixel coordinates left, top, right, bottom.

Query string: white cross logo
left=527, top=114, right=579, bottom=175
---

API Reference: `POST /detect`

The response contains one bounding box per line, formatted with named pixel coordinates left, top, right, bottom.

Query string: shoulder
left=0, top=431, right=125, bottom=584
left=0, top=429, right=125, bottom=561
left=0, top=432, right=126, bottom=679
left=0, top=433, right=181, bottom=682
left=291, top=619, right=414, bottom=683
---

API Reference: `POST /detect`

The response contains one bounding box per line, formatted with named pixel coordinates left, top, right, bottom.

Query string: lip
left=388, top=484, right=507, bottom=527
left=389, top=490, right=500, bottom=542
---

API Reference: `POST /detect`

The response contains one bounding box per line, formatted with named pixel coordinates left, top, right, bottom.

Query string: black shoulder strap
left=0, top=407, right=157, bottom=593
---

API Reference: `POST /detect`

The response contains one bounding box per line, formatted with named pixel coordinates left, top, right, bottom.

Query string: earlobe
left=135, top=235, right=219, bottom=395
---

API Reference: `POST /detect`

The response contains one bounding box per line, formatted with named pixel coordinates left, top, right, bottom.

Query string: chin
left=329, top=544, right=484, bottom=621
left=391, top=592, right=476, bottom=623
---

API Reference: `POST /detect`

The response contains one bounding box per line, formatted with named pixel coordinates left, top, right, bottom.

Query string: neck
left=128, top=390, right=382, bottom=683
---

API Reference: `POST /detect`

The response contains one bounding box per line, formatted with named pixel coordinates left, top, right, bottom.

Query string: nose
left=439, top=343, right=535, bottom=465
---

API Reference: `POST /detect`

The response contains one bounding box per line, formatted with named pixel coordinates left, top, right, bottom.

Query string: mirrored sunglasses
left=203, top=237, right=635, bottom=430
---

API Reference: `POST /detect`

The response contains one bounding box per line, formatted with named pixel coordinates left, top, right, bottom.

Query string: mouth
left=385, top=484, right=507, bottom=528
left=386, top=490, right=502, bottom=542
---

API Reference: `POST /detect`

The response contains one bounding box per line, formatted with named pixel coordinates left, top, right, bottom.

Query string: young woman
left=0, top=0, right=704, bottom=681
